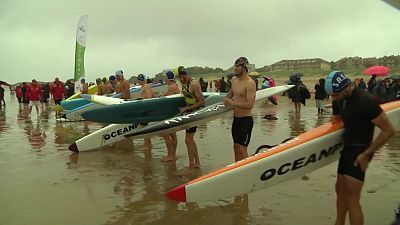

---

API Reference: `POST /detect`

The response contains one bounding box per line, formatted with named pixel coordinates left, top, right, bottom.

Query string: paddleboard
left=125, top=85, right=294, bottom=139
left=81, top=92, right=223, bottom=124
left=65, top=84, right=98, bottom=100
left=69, top=123, right=138, bottom=152
left=166, top=100, right=400, bottom=202
left=82, top=92, right=221, bottom=106
left=60, top=97, right=93, bottom=111
left=68, top=94, right=227, bottom=152
left=56, top=118, right=84, bottom=122
left=61, top=85, right=141, bottom=110
left=61, top=83, right=166, bottom=121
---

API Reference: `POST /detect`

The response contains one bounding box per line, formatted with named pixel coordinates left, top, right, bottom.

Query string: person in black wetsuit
left=325, top=71, right=395, bottom=225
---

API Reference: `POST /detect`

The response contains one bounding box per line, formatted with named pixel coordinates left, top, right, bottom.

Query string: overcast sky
left=0, top=0, right=399, bottom=83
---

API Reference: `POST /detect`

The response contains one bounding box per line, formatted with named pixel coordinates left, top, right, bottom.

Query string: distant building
left=333, top=55, right=400, bottom=69
left=377, top=55, right=400, bottom=68
left=270, top=58, right=331, bottom=71
left=334, top=57, right=364, bottom=70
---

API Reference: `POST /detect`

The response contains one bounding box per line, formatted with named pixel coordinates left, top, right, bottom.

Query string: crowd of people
left=6, top=74, right=131, bottom=116
left=1, top=61, right=398, bottom=225
left=284, top=72, right=400, bottom=115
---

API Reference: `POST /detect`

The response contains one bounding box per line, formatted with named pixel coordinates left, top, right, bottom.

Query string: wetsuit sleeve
left=362, top=97, right=383, bottom=120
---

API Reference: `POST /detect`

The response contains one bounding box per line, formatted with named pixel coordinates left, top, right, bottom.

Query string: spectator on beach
left=15, top=85, right=23, bottom=105
left=21, top=82, right=29, bottom=104
left=372, top=79, right=389, bottom=104
left=41, top=82, right=50, bottom=106
left=215, top=79, right=220, bottom=92
left=261, top=76, right=270, bottom=89
left=261, top=76, right=278, bottom=105
left=27, top=79, right=42, bottom=116
left=367, top=75, right=377, bottom=93
left=325, top=71, right=395, bottom=225
left=388, top=78, right=400, bottom=101
left=314, top=78, right=327, bottom=114
left=64, top=80, right=75, bottom=99
left=288, top=75, right=310, bottom=114
left=199, top=77, right=208, bottom=92
left=226, top=75, right=233, bottom=93
left=358, top=78, right=367, bottom=91
left=251, top=76, right=259, bottom=90
left=50, top=78, right=65, bottom=105
left=219, top=77, right=227, bottom=93
left=0, top=85, right=5, bottom=107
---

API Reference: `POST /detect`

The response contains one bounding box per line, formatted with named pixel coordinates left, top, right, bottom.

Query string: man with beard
left=325, top=71, right=395, bottom=225
left=223, top=57, right=256, bottom=162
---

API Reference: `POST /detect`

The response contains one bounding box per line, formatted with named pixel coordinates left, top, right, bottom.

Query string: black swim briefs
left=231, top=116, right=254, bottom=147
left=186, top=126, right=197, bottom=134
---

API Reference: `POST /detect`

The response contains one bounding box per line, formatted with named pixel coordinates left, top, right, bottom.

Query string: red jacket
left=16, top=86, right=23, bottom=98
left=27, top=84, right=42, bottom=101
left=51, top=82, right=65, bottom=100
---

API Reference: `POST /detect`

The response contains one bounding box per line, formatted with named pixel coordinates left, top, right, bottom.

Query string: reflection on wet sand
left=0, top=107, right=8, bottom=134
left=0, top=89, right=399, bottom=225
left=23, top=118, right=47, bottom=150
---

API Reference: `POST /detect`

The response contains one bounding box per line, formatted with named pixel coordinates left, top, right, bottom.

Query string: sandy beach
left=0, top=89, right=399, bottom=225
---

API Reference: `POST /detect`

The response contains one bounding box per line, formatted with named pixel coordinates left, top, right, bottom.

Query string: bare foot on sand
left=175, top=166, right=201, bottom=175
left=161, top=156, right=175, bottom=162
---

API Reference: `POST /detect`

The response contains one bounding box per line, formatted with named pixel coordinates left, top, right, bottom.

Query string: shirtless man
left=177, top=66, right=205, bottom=172
left=99, top=77, right=114, bottom=95
left=137, top=74, right=154, bottom=150
left=161, top=71, right=180, bottom=162
left=115, top=70, right=130, bottom=99
left=95, top=78, right=103, bottom=95
left=80, top=78, right=89, bottom=94
left=223, top=57, right=256, bottom=162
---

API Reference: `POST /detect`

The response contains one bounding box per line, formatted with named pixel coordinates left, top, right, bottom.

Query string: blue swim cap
left=137, top=74, right=146, bottom=81
left=325, top=71, right=351, bottom=95
left=166, top=71, right=175, bottom=80
left=109, top=75, right=116, bottom=81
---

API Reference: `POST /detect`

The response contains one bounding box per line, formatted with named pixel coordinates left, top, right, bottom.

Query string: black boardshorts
left=338, top=144, right=372, bottom=182
left=231, top=116, right=254, bottom=147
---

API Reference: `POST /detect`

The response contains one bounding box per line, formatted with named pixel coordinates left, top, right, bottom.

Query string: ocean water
left=0, top=90, right=399, bottom=225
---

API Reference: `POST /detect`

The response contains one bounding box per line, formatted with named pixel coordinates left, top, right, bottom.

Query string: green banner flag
left=74, top=15, right=88, bottom=93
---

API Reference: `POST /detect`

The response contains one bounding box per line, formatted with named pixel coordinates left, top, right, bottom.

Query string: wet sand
left=0, top=89, right=399, bottom=225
